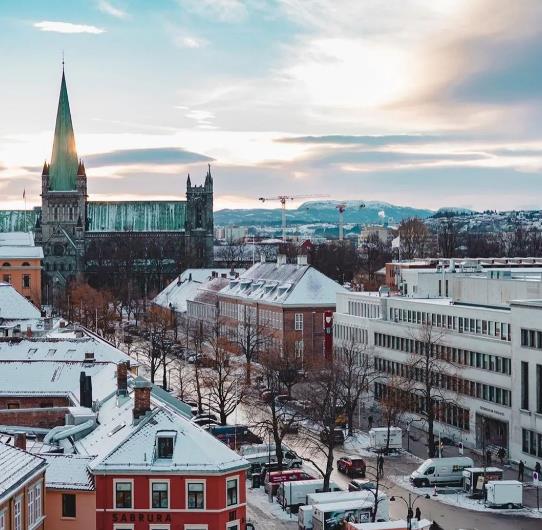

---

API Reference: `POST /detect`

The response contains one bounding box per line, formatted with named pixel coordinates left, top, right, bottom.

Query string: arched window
left=2, top=262, right=10, bottom=267
left=22, top=262, right=30, bottom=267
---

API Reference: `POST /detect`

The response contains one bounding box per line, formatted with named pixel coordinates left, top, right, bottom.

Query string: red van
left=264, top=469, right=315, bottom=495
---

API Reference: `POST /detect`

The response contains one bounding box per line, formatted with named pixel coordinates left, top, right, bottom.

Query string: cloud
left=184, top=110, right=216, bottom=129
left=176, top=36, right=208, bottom=49
left=33, top=21, right=105, bottom=34
left=97, top=0, right=128, bottom=19
left=276, top=135, right=446, bottom=146
left=83, top=147, right=213, bottom=167
left=180, top=0, right=250, bottom=23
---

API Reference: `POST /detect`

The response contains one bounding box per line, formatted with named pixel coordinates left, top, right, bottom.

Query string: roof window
left=156, top=431, right=176, bottom=460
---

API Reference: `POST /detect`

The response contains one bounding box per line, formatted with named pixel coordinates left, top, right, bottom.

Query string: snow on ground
left=343, top=433, right=423, bottom=464
left=390, top=475, right=542, bottom=519
left=247, top=481, right=297, bottom=523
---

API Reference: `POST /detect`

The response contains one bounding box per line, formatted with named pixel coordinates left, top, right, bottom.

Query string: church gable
left=87, top=201, right=186, bottom=232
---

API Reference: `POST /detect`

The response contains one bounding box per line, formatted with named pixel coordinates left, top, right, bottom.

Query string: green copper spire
left=49, top=69, right=78, bottom=191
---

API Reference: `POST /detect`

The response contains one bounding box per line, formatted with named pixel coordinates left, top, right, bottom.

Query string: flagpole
left=23, top=189, right=27, bottom=232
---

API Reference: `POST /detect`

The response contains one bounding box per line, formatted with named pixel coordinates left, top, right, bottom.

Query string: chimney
left=60, top=320, right=66, bottom=328
left=297, top=255, right=308, bottom=266
left=117, top=362, right=129, bottom=397
left=133, top=379, right=152, bottom=422
left=26, top=326, right=32, bottom=337
left=79, top=372, right=93, bottom=408
left=277, top=254, right=287, bottom=266
left=14, top=432, right=26, bottom=451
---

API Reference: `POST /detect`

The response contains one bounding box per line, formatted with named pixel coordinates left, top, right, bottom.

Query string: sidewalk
left=354, top=406, right=541, bottom=510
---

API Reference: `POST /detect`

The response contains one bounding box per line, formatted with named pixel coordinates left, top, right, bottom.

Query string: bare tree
left=336, top=341, right=378, bottom=437
left=359, top=232, right=391, bottom=289
left=297, top=360, right=344, bottom=491
left=405, top=323, right=461, bottom=457
left=398, top=217, right=429, bottom=259
left=437, top=218, right=460, bottom=258
left=189, top=319, right=207, bottom=414
left=203, top=319, right=246, bottom=425
left=215, top=240, right=245, bottom=269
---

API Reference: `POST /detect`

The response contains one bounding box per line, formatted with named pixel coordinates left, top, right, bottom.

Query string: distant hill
left=214, top=200, right=434, bottom=227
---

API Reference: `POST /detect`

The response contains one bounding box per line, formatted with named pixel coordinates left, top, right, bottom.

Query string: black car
left=319, top=428, right=345, bottom=445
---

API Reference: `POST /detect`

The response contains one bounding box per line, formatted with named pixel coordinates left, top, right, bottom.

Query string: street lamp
left=390, top=493, right=430, bottom=530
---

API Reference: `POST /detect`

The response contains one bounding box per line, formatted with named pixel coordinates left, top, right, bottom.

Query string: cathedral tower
left=35, top=68, right=87, bottom=289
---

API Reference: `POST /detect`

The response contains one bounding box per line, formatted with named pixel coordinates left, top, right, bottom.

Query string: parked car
left=192, top=418, right=219, bottom=428
left=348, top=479, right=377, bottom=492
left=192, top=413, right=219, bottom=423
left=337, top=457, right=366, bottom=478
left=264, top=469, right=315, bottom=495
left=279, top=413, right=301, bottom=434
left=319, top=428, right=345, bottom=445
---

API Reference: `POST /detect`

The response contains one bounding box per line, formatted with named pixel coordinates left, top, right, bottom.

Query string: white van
left=410, top=456, right=473, bottom=487
left=277, top=479, right=341, bottom=512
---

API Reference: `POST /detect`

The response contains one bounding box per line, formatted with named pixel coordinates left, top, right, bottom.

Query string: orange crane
left=336, top=202, right=365, bottom=241
left=258, top=194, right=328, bottom=241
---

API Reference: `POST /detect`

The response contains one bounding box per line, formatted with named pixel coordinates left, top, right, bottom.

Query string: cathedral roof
left=49, top=70, right=78, bottom=191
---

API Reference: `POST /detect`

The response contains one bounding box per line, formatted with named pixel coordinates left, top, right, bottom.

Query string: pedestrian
left=378, top=453, right=384, bottom=477
left=407, top=507, right=413, bottom=525
left=486, top=449, right=492, bottom=466
left=519, top=460, right=525, bottom=481
left=535, top=461, right=541, bottom=476
left=415, top=506, right=421, bottom=521
left=368, top=415, right=373, bottom=430
left=497, top=447, right=506, bottom=466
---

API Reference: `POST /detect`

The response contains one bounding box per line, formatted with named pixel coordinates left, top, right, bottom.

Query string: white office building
left=334, top=267, right=542, bottom=468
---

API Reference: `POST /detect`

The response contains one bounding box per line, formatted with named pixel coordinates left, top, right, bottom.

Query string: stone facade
left=26, top=69, right=214, bottom=294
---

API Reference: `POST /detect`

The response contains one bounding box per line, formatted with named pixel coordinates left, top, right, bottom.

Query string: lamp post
left=390, top=493, right=430, bottom=530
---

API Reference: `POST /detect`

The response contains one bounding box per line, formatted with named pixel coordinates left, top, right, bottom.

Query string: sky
left=2, top=0, right=542, bottom=212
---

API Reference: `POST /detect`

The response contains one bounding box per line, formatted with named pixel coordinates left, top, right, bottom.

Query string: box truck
left=298, top=505, right=314, bottom=530
left=306, top=489, right=376, bottom=507
left=410, top=456, right=473, bottom=487
left=485, top=480, right=523, bottom=508
left=312, top=496, right=389, bottom=530
left=368, top=427, right=402, bottom=452
left=277, top=479, right=341, bottom=513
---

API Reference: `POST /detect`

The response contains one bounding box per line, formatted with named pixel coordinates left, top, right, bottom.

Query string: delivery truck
left=298, top=505, right=314, bottom=530
left=312, top=496, right=389, bottom=530
left=410, top=456, right=473, bottom=487
left=485, top=480, right=523, bottom=509
left=368, top=427, right=402, bottom=453
left=277, top=479, right=341, bottom=513
left=306, top=489, right=376, bottom=507
left=239, top=443, right=302, bottom=475
left=462, top=467, right=503, bottom=498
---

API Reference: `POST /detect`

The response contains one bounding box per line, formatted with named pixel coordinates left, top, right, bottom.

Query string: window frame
left=226, top=475, right=240, bottom=508
left=186, top=479, right=206, bottom=510
left=294, top=313, right=304, bottom=331
left=62, top=493, right=77, bottom=519
left=113, top=478, right=134, bottom=510
left=149, top=479, right=170, bottom=510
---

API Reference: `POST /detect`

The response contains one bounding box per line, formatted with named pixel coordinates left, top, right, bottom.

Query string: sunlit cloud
left=33, top=20, right=105, bottom=34
left=97, top=0, right=128, bottom=19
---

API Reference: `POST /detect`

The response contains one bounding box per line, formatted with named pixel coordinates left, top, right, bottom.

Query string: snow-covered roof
left=0, top=283, right=41, bottom=320
left=0, top=360, right=117, bottom=403
left=0, top=442, right=46, bottom=503
left=90, top=405, right=248, bottom=474
left=219, top=262, right=347, bottom=307
left=43, top=454, right=94, bottom=491
left=0, top=247, right=43, bottom=259
left=0, top=336, right=133, bottom=365
left=153, top=268, right=243, bottom=313
left=0, top=232, right=35, bottom=246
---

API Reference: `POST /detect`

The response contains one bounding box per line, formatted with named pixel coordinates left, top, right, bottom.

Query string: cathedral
left=1, top=69, right=213, bottom=296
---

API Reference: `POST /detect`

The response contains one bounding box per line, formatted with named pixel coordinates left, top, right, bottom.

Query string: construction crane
left=258, top=194, right=328, bottom=241
left=336, top=202, right=365, bottom=241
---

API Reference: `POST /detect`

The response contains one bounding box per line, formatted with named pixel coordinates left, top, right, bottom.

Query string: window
left=294, top=340, right=304, bottom=357
left=115, top=481, right=133, bottom=509
left=537, top=364, right=542, bottom=414
left=23, top=275, right=31, bottom=288
left=151, top=481, right=169, bottom=509
left=187, top=481, right=205, bottom=509
left=7, top=402, right=19, bottom=409
left=226, top=477, right=238, bottom=506
left=14, top=496, right=22, bottom=530
left=1, top=262, right=10, bottom=267
left=294, top=313, right=303, bottom=331
left=62, top=493, right=76, bottom=518
left=34, top=482, right=42, bottom=521
left=521, top=361, right=529, bottom=410
left=0, top=510, right=5, bottom=530
left=156, top=435, right=174, bottom=459
left=2, top=274, right=10, bottom=284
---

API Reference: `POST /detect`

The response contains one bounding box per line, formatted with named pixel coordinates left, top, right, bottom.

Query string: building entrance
left=475, top=413, right=508, bottom=450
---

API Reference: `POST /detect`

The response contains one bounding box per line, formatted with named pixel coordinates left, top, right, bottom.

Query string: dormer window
left=156, top=432, right=176, bottom=459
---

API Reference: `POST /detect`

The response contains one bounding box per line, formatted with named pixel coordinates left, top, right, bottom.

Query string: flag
left=391, top=236, right=400, bottom=249
left=23, top=189, right=26, bottom=199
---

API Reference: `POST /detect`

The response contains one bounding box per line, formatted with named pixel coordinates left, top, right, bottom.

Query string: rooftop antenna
left=62, top=50, right=65, bottom=71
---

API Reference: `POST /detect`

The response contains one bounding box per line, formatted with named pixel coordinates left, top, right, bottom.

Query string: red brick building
left=218, top=255, right=347, bottom=363
left=79, top=379, right=249, bottom=530
left=0, top=439, right=47, bottom=530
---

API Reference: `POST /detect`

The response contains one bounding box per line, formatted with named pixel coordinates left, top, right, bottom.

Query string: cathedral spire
left=48, top=68, right=78, bottom=191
